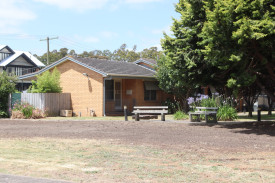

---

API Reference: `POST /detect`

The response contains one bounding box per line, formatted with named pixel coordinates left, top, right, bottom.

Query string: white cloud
left=0, top=1, right=36, bottom=33
left=34, top=0, right=108, bottom=12
left=125, top=0, right=162, bottom=3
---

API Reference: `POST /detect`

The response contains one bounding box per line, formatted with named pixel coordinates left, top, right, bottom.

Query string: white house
left=0, top=45, right=45, bottom=91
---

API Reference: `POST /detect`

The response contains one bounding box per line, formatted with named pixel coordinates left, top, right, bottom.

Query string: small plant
left=12, top=102, right=46, bottom=119
left=200, top=97, right=218, bottom=107
left=217, top=105, right=238, bottom=121
left=173, top=111, right=188, bottom=120
left=0, top=110, right=8, bottom=118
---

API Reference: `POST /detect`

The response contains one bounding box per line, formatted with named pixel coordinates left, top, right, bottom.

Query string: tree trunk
left=248, top=106, right=253, bottom=117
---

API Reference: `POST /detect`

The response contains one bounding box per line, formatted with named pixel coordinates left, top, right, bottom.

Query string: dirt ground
left=0, top=119, right=274, bottom=152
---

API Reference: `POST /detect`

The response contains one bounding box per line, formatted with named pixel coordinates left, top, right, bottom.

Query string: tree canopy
left=36, top=44, right=163, bottom=65
left=158, top=0, right=275, bottom=111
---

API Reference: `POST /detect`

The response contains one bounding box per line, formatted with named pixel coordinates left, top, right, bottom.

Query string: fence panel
left=15, top=93, right=71, bottom=116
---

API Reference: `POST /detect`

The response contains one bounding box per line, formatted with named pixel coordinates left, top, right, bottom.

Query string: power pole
left=40, top=36, right=58, bottom=65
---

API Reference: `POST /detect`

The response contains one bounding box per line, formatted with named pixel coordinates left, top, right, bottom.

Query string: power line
left=40, top=36, right=58, bottom=65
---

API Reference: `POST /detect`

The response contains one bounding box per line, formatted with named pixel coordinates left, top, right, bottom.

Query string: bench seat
left=133, top=106, right=168, bottom=121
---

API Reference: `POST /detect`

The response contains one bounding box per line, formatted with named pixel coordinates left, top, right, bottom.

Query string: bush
left=162, top=98, right=181, bottom=114
left=174, top=111, right=188, bottom=120
left=12, top=102, right=46, bottom=119
left=200, top=97, right=218, bottom=107
left=0, top=71, right=17, bottom=118
left=28, top=67, right=62, bottom=93
left=217, top=105, right=238, bottom=121
left=0, top=110, right=8, bottom=118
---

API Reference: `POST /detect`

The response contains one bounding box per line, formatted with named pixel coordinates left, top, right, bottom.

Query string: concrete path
left=0, top=174, right=73, bottom=183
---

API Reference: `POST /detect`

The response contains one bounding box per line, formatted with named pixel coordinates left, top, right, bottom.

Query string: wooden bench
left=132, top=106, right=168, bottom=121
left=189, top=107, right=218, bottom=123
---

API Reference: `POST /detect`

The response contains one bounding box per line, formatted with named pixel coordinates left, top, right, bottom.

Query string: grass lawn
left=0, top=138, right=274, bottom=183
left=44, top=111, right=274, bottom=122
left=237, top=111, right=275, bottom=121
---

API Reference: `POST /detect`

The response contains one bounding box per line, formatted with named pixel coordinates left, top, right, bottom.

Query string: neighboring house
left=0, top=45, right=45, bottom=91
left=19, top=56, right=170, bottom=117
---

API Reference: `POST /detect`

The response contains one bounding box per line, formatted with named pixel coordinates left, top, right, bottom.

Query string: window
left=0, top=53, right=10, bottom=61
left=144, top=90, right=156, bottom=101
left=105, top=80, right=114, bottom=100
left=8, top=67, right=12, bottom=74
left=144, top=81, right=158, bottom=101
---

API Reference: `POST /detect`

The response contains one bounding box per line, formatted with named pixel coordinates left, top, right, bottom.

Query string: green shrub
left=0, top=71, right=17, bottom=118
left=28, top=67, right=62, bottom=93
left=162, top=98, right=181, bottom=114
left=0, top=110, right=8, bottom=118
left=200, top=97, right=218, bottom=107
left=13, top=102, right=35, bottom=118
left=174, top=111, right=188, bottom=120
left=217, top=105, right=238, bottom=121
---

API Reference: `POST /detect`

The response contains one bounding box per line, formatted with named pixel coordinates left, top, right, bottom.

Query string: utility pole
left=40, top=36, right=58, bottom=65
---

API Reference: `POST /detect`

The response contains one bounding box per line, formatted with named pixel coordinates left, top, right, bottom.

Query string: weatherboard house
left=19, top=57, right=169, bottom=117
left=0, top=45, right=45, bottom=91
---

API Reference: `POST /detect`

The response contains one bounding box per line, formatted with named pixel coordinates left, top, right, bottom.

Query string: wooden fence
left=10, top=93, right=72, bottom=116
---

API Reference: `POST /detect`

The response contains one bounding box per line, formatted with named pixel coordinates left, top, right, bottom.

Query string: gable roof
left=0, top=51, right=45, bottom=67
left=0, top=45, right=45, bottom=67
left=74, top=57, right=156, bottom=77
left=0, top=45, right=15, bottom=54
left=19, top=56, right=156, bottom=80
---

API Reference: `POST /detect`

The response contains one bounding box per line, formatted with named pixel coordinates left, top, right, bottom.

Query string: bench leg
left=135, top=113, right=139, bottom=121
left=206, top=114, right=217, bottom=123
left=189, top=114, right=201, bottom=122
left=161, top=113, right=165, bottom=121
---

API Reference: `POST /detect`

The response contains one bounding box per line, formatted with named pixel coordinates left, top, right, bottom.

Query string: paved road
left=0, top=174, right=73, bottom=183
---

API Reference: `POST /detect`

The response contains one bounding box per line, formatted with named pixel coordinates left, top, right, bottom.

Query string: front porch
left=104, top=78, right=168, bottom=116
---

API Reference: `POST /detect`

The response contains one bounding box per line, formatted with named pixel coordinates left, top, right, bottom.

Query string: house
left=0, top=45, right=45, bottom=91
left=19, top=56, right=170, bottom=117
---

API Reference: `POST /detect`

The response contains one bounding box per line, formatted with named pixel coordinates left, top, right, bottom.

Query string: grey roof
left=72, top=57, right=156, bottom=77
left=19, top=56, right=156, bottom=80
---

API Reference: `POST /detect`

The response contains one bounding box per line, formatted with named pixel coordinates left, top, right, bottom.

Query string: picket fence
left=10, top=93, right=71, bottom=116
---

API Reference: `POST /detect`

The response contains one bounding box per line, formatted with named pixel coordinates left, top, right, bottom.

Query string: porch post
left=103, top=78, right=106, bottom=116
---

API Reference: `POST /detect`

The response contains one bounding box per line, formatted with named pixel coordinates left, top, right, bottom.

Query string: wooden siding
left=9, top=56, right=34, bottom=66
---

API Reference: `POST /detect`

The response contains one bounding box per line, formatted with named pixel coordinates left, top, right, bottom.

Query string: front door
left=114, top=80, right=122, bottom=110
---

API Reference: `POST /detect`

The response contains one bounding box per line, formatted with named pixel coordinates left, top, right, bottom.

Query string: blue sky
left=0, top=0, right=179, bottom=56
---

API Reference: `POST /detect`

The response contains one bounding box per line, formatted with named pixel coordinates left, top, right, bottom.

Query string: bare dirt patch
left=0, top=119, right=274, bottom=182
left=0, top=119, right=274, bottom=152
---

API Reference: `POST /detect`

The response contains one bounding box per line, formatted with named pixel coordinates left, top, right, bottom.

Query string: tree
left=140, top=47, right=163, bottom=60
left=200, top=0, right=275, bottom=102
left=28, top=68, right=62, bottom=93
left=113, top=44, right=140, bottom=62
left=157, top=0, right=209, bottom=112
left=0, top=72, right=17, bottom=117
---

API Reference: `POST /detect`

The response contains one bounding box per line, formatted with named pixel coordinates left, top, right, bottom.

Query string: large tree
left=157, top=0, right=209, bottom=112
left=200, top=0, right=275, bottom=101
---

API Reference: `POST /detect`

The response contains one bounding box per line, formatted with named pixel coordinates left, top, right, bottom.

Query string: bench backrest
left=133, top=106, right=168, bottom=114
left=133, top=106, right=168, bottom=110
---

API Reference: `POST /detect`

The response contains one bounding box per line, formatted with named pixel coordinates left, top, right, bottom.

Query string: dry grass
left=0, top=138, right=274, bottom=183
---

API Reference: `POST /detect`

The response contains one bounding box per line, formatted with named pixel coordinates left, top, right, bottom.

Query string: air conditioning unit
left=60, top=110, right=72, bottom=117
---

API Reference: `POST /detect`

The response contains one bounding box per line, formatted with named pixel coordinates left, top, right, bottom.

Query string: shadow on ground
left=189, top=121, right=275, bottom=136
